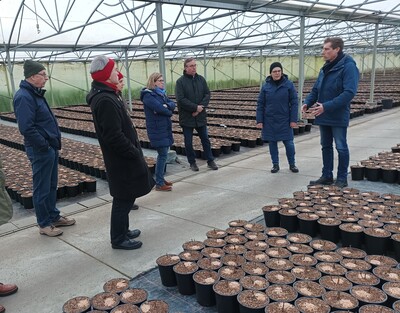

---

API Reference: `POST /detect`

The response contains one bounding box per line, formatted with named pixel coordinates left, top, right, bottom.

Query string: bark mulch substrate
left=110, top=303, right=140, bottom=313
left=91, top=292, right=120, bottom=311
left=237, top=289, right=269, bottom=309
left=103, top=278, right=130, bottom=294
left=120, top=288, right=147, bottom=306
left=62, top=296, right=91, bottom=313
left=140, top=300, right=169, bottom=313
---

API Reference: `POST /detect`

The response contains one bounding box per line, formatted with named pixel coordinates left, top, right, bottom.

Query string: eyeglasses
left=36, top=73, right=49, bottom=78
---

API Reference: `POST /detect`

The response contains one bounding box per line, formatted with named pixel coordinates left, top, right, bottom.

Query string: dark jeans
left=111, top=197, right=135, bottom=244
left=182, top=125, right=214, bottom=164
left=155, top=146, right=169, bottom=186
left=319, top=125, right=349, bottom=181
left=25, top=146, right=60, bottom=228
left=268, top=140, right=296, bottom=165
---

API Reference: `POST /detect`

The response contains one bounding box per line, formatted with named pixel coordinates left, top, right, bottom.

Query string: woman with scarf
left=141, top=73, right=175, bottom=191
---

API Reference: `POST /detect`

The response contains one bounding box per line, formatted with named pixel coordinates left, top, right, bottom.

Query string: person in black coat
left=175, top=58, right=218, bottom=172
left=87, top=56, right=155, bottom=250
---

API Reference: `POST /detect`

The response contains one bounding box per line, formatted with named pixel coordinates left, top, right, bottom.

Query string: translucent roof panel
left=0, top=0, right=399, bottom=62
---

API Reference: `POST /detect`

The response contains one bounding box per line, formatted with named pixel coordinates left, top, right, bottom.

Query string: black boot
left=271, top=164, right=280, bottom=173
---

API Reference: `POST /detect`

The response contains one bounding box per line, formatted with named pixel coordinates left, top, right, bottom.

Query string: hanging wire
left=104, top=0, right=124, bottom=7
left=33, top=0, right=40, bottom=33
left=0, top=15, right=6, bottom=44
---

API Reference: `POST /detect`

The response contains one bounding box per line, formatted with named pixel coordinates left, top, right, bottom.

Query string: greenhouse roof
left=0, top=0, right=399, bottom=63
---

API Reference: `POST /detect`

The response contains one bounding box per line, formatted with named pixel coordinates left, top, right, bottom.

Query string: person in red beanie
left=86, top=56, right=155, bottom=250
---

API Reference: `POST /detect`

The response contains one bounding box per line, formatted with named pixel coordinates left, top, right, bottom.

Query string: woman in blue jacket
left=140, top=73, right=176, bottom=191
left=256, top=62, right=299, bottom=174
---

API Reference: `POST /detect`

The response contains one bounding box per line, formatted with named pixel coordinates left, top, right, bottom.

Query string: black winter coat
left=175, top=72, right=210, bottom=128
left=86, top=81, right=155, bottom=200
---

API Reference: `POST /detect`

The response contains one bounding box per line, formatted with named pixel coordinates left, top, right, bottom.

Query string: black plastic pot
left=156, top=254, right=180, bottom=287
left=213, top=280, right=242, bottom=313
left=382, top=168, right=398, bottom=183
left=339, top=224, right=364, bottom=249
left=84, top=179, right=97, bottom=192
left=193, top=270, right=219, bottom=307
left=279, top=210, right=298, bottom=233
left=365, top=166, right=381, bottom=182
left=391, top=234, right=400, bottom=262
left=383, top=282, right=400, bottom=309
left=173, top=262, right=198, bottom=295
left=351, top=165, right=365, bottom=181
left=262, top=205, right=280, bottom=227
left=297, top=214, right=318, bottom=237
left=382, top=99, right=393, bottom=109
left=393, top=299, right=400, bottom=312
left=318, top=218, right=341, bottom=243
left=364, top=229, right=391, bottom=255
left=231, top=142, right=241, bottom=152
left=350, top=285, right=387, bottom=307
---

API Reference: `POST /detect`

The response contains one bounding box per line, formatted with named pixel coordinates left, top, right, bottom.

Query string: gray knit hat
left=24, top=60, right=46, bottom=78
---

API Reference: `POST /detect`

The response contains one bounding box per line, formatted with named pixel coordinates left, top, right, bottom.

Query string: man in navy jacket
left=302, top=37, right=359, bottom=188
left=13, top=60, right=76, bottom=237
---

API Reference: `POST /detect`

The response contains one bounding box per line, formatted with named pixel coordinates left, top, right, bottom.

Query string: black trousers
left=110, top=197, right=135, bottom=244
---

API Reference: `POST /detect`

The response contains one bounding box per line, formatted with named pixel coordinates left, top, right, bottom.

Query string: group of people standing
left=1, top=36, right=358, bottom=311
left=4, top=36, right=358, bottom=246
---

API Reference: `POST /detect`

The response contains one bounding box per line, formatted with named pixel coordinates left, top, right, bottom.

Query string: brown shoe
left=0, top=304, right=5, bottom=313
left=52, top=216, right=76, bottom=227
left=39, top=226, right=63, bottom=237
left=155, top=185, right=172, bottom=191
left=164, top=180, right=173, bottom=186
left=0, top=283, right=18, bottom=297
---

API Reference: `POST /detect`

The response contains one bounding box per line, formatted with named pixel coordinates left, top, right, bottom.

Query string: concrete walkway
left=0, top=107, right=399, bottom=312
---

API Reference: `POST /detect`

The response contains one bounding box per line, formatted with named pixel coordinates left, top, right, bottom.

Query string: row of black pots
left=351, top=165, right=400, bottom=184
left=6, top=178, right=97, bottom=209
left=170, top=142, right=241, bottom=158
left=0, top=122, right=156, bottom=179
left=263, top=208, right=400, bottom=258
left=58, top=157, right=107, bottom=180
left=158, top=260, right=400, bottom=313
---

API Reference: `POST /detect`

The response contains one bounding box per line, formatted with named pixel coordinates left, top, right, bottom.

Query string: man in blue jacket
left=302, top=37, right=359, bottom=188
left=13, top=60, right=76, bottom=237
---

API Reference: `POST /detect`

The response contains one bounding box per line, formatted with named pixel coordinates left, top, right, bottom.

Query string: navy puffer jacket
left=13, top=80, right=61, bottom=151
left=256, top=74, right=298, bottom=141
left=304, top=54, right=359, bottom=127
left=140, top=88, right=175, bottom=148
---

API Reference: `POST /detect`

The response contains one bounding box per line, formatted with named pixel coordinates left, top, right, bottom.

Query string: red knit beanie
left=117, top=71, right=124, bottom=80
left=91, top=58, right=115, bottom=81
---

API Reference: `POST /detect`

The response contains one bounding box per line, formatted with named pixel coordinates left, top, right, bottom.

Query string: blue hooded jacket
left=140, top=88, right=176, bottom=148
left=304, top=54, right=359, bottom=127
left=256, top=74, right=298, bottom=141
left=13, top=80, right=61, bottom=151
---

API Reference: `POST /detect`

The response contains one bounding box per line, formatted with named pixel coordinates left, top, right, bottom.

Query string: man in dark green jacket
left=175, top=58, right=218, bottom=171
